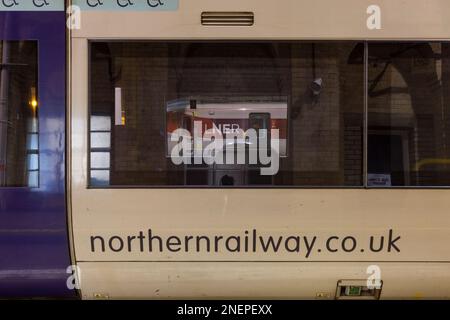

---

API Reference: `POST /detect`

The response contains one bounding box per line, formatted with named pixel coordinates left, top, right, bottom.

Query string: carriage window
left=90, top=115, right=112, bottom=186
left=368, top=43, right=450, bottom=186
left=0, top=41, right=38, bottom=188
left=89, top=42, right=364, bottom=187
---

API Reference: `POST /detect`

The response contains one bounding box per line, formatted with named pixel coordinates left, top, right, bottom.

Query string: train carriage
left=1, top=0, right=450, bottom=299
left=68, top=0, right=450, bottom=299
left=0, top=1, right=74, bottom=298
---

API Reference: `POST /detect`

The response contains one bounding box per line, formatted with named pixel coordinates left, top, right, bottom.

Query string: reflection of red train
left=166, top=97, right=288, bottom=157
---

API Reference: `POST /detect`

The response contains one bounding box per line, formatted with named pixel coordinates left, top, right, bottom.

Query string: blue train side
left=0, top=10, right=75, bottom=298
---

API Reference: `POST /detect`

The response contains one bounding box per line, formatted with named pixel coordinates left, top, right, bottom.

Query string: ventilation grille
left=201, top=12, right=254, bottom=26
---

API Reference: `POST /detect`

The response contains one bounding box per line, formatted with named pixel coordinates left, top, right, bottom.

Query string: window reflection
left=89, top=42, right=364, bottom=187
left=89, top=115, right=111, bottom=186
left=0, top=41, right=38, bottom=187
left=368, top=43, right=450, bottom=186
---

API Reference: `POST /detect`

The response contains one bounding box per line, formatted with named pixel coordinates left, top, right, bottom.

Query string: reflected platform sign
left=72, top=0, right=179, bottom=11
left=0, top=0, right=64, bottom=11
